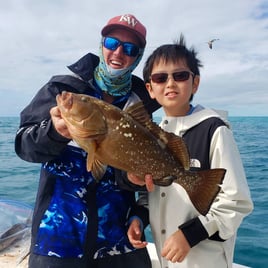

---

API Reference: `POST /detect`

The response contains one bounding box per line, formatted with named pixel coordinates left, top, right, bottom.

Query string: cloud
left=0, top=0, right=268, bottom=116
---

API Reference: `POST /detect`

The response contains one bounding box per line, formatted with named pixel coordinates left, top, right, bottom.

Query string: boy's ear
left=145, top=82, right=155, bottom=99
left=192, top=75, right=200, bottom=94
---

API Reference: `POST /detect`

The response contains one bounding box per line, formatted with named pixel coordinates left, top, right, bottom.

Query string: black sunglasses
left=103, top=36, right=140, bottom=57
left=150, top=71, right=194, bottom=84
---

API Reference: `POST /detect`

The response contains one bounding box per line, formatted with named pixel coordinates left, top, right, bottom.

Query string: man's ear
left=145, top=82, right=155, bottom=99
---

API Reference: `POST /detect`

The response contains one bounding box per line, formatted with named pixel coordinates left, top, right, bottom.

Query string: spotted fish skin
left=56, top=91, right=226, bottom=215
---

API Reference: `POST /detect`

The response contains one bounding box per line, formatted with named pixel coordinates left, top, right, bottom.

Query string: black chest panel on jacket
left=183, top=117, right=226, bottom=170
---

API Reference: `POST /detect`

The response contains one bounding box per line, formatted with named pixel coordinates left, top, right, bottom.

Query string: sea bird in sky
left=207, top=38, right=220, bottom=49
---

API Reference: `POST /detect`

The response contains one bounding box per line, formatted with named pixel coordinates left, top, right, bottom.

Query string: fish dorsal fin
left=125, top=102, right=190, bottom=169
left=148, top=123, right=190, bottom=170
left=164, top=132, right=190, bottom=170
left=125, top=102, right=161, bottom=135
left=125, top=101, right=151, bottom=124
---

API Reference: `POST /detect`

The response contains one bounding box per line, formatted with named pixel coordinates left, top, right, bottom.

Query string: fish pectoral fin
left=85, top=141, right=107, bottom=181
left=174, top=168, right=226, bottom=215
left=85, top=142, right=97, bottom=172
left=91, top=159, right=107, bottom=182
left=86, top=154, right=94, bottom=172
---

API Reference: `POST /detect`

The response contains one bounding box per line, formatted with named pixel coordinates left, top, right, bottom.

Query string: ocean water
left=0, top=116, right=267, bottom=268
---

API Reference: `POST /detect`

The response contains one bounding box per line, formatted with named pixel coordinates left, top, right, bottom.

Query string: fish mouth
left=56, top=91, right=73, bottom=110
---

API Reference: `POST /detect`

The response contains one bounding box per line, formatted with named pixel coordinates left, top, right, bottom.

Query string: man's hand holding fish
left=50, top=106, right=72, bottom=139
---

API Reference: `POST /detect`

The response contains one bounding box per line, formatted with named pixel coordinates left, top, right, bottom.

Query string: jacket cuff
left=179, top=217, right=209, bottom=247
left=128, top=204, right=149, bottom=228
left=47, top=119, right=71, bottom=143
left=128, top=216, right=144, bottom=232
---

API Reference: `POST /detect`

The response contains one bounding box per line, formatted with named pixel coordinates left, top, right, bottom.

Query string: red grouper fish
left=56, top=91, right=226, bottom=215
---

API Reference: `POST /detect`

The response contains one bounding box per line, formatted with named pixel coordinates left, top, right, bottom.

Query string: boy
left=128, top=35, right=253, bottom=268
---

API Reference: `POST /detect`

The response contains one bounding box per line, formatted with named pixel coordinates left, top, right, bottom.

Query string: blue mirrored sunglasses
left=103, top=36, right=140, bottom=57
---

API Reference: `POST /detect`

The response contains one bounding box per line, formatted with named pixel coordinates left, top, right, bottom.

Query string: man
left=15, top=14, right=160, bottom=268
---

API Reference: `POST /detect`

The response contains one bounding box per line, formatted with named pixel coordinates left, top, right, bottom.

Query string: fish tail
left=175, top=168, right=226, bottom=215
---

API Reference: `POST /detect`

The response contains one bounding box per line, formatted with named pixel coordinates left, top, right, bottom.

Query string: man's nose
left=113, top=44, right=124, bottom=54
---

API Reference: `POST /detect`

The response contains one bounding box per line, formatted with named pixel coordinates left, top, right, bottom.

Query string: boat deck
left=0, top=236, right=250, bottom=267
left=0, top=235, right=30, bottom=268
left=147, top=243, right=250, bottom=268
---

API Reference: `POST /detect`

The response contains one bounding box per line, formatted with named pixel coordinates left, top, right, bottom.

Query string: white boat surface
left=0, top=241, right=251, bottom=268
left=0, top=200, right=31, bottom=268
left=147, top=242, right=250, bottom=268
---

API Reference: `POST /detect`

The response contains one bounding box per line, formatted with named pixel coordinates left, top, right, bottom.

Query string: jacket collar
left=67, top=53, right=99, bottom=82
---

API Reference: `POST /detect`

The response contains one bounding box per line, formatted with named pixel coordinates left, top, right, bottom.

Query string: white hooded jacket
left=149, top=105, right=253, bottom=268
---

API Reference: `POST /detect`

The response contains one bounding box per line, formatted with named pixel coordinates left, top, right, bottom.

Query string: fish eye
left=81, top=96, right=87, bottom=102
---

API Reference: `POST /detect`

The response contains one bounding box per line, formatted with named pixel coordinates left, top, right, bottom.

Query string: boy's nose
left=166, top=75, right=177, bottom=85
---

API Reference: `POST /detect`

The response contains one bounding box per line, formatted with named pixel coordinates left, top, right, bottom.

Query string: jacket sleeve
left=128, top=197, right=150, bottom=230
left=180, top=125, right=253, bottom=247
left=115, top=169, right=150, bottom=228
left=15, top=82, right=70, bottom=163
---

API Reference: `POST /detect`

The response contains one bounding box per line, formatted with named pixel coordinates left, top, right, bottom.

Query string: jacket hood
left=160, top=105, right=230, bottom=137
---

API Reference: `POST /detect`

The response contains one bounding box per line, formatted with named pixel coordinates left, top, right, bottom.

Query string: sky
left=0, top=0, right=268, bottom=117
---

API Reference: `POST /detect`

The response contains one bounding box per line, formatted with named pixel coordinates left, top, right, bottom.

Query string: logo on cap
left=118, top=14, right=138, bottom=28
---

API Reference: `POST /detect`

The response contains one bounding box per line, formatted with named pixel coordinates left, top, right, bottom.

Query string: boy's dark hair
left=143, top=34, right=203, bottom=83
